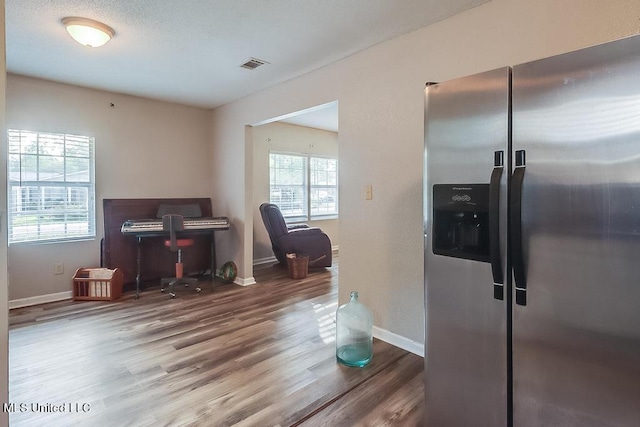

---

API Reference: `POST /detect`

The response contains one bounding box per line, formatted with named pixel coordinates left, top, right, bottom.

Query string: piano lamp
left=62, top=17, right=115, bottom=48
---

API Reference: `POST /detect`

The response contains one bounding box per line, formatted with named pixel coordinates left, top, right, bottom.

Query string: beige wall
left=252, top=121, right=339, bottom=263
left=210, top=0, right=640, bottom=350
left=6, top=75, right=212, bottom=302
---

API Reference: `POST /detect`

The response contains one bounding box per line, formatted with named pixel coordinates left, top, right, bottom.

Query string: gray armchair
left=259, top=203, right=332, bottom=268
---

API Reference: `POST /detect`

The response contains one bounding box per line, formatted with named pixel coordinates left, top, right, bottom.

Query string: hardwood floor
left=8, top=259, right=425, bottom=426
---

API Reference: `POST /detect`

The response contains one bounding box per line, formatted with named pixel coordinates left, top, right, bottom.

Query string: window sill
left=284, top=215, right=339, bottom=225
left=310, top=215, right=339, bottom=221
left=9, top=236, right=97, bottom=246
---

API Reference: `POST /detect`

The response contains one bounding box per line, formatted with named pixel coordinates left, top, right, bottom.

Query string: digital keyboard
left=121, top=217, right=230, bottom=234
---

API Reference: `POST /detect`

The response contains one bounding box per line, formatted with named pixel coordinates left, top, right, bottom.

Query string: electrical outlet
left=53, top=263, right=64, bottom=275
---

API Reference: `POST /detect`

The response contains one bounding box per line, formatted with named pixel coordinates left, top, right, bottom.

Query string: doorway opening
left=250, top=101, right=339, bottom=271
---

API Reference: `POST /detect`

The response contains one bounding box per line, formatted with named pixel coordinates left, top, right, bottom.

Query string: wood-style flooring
left=8, top=259, right=425, bottom=426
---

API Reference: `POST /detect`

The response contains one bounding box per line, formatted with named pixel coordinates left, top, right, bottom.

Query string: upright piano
left=103, top=198, right=229, bottom=298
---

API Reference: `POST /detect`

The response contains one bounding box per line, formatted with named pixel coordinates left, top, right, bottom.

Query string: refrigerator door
left=424, top=67, right=509, bottom=427
left=512, top=35, right=640, bottom=426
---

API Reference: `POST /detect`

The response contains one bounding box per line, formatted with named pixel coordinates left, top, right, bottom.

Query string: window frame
left=7, top=129, right=96, bottom=245
left=308, top=154, right=339, bottom=220
left=269, top=151, right=339, bottom=223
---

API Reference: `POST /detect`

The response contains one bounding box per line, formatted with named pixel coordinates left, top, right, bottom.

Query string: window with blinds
left=310, top=156, right=338, bottom=217
left=269, top=152, right=338, bottom=221
left=7, top=129, right=96, bottom=244
left=269, top=153, right=308, bottom=220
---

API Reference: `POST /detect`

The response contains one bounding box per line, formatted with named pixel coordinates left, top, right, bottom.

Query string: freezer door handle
left=511, top=150, right=527, bottom=306
left=490, top=150, right=504, bottom=300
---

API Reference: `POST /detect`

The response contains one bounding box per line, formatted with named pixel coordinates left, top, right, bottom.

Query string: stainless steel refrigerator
left=423, top=34, right=640, bottom=427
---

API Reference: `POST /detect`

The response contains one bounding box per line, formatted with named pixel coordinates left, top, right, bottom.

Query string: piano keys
left=103, top=198, right=223, bottom=296
left=117, top=212, right=229, bottom=299
left=121, top=217, right=230, bottom=234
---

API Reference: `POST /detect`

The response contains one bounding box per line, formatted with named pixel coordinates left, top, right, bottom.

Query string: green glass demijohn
left=336, top=291, right=373, bottom=367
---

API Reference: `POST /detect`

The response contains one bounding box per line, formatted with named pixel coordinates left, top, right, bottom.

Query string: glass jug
left=336, top=291, right=373, bottom=367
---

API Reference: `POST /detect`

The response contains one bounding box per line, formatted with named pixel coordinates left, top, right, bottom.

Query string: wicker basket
left=287, top=254, right=309, bottom=279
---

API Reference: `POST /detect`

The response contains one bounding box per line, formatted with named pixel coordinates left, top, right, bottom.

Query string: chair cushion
left=261, top=204, right=288, bottom=238
left=164, top=238, right=194, bottom=248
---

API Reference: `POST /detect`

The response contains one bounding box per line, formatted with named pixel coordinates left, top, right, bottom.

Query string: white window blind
left=269, top=152, right=338, bottom=221
left=269, top=153, right=308, bottom=219
left=310, top=156, right=338, bottom=217
left=7, top=129, right=96, bottom=244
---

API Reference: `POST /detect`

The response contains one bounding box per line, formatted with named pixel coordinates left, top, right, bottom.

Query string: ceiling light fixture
left=61, top=17, right=115, bottom=48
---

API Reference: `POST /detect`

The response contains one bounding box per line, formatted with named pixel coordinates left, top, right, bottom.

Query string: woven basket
left=287, top=254, right=309, bottom=279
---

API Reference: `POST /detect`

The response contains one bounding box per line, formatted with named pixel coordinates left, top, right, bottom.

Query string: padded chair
left=159, top=204, right=202, bottom=298
left=259, top=203, right=332, bottom=268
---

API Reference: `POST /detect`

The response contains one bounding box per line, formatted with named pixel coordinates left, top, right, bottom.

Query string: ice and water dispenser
left=432, top=184, right=491, bottom=262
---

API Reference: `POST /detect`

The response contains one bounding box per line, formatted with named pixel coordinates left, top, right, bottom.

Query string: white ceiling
left=276, top=101, right=339, bottom=132
left=6, top=0, right=489, bottom=130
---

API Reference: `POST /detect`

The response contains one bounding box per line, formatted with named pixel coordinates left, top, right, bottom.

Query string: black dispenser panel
left=433, top=184, right=491, bottom=262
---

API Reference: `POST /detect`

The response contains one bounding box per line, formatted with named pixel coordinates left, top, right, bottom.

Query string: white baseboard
left=253, top=246, right=338, bottom=267
left=234, top=276, right=256, bottom=286
left=10, top=291, right=73, bottom=309
left=373, top=326, right=424, bottom=357
left=253, top=256, right=277, bottom=266
left=10, top=276, right=259, bottom=307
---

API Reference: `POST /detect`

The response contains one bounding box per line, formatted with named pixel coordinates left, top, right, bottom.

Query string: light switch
left=365, top=185, right=373, bottom=200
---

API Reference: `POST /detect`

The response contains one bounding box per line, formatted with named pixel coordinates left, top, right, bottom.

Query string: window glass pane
left=7, top=129, right=95, bottom=244
left=18, top=186, right=39, bottom=212
left=20, top=155, right=38, bottom=182
left=8, top=130, right=37, bottom=154
left=7, top=131, right=21, bottom=154
left=38, top=155, right=65, bottom=181
left=65, top=135, right=91, bottom=158
left=66, top=157, right=90, bottom=182
left=9, top=154, right=21, bottom=182
left=43, top=187, right=67, bottom=211
left=310, top=157, right=338, bottom=217
left=11, top=213, right=40, bottom=242
left=67, top=211, right=90, bottom=235
left=270, top=152, right=338, bottom=221
left=69, top=187, right=89, bottom=209
left=38, top=134, right=65, bottom=156
left=269, top=153, right=308, bottom=218
left=38, top=212, right=67, bottom=240
left=22, top=132, right=38, bottom=154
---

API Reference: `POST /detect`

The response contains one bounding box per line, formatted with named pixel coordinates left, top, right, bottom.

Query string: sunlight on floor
left=313, top=301, right=338, bottom=345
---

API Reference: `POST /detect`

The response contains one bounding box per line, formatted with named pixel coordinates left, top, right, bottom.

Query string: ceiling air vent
left=240, top=57, right=269, bottom=70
